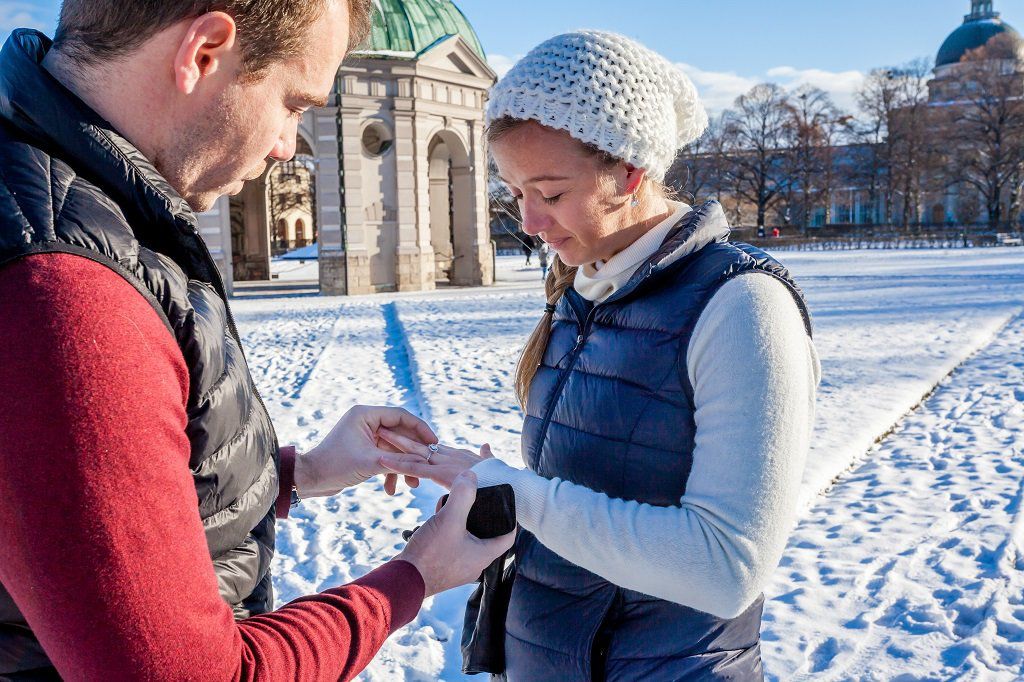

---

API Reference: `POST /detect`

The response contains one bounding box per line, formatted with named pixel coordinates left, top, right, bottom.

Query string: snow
left=279, top=243, right=319, bottom=260
left=762, top=311, right=1024, bottom=680
left=230, top=247, right=1024, bottom=680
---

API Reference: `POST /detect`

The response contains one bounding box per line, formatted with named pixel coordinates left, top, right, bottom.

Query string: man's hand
left=294, top=406, right=436, bottom=498
left=377, top=428, right=493, bottom=490
left=397, top=471, right=516, bottom=597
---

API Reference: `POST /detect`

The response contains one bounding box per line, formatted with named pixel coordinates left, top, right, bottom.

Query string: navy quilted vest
left=505, top=201, right=811, bottom=681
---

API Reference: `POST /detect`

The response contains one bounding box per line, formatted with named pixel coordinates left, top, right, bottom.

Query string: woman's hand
left=295, top=406, right=431, bottom=498
left=377, top=427, right=494, bottom=490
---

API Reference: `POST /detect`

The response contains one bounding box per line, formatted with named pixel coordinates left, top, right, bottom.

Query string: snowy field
left=234, top=248, right=1024, bottom=681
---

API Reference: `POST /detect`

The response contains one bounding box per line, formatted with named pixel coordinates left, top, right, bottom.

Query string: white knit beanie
left=486, top=30, right=708, bottom=182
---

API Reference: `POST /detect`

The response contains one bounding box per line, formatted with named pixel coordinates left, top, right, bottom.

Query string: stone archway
left=229, top=132, right=319, bottom=282
left=427, top=130, right=474, bottom=286
left=229, top=167, right=272, bottom=282
left=268, top=134, right=318, bottom=258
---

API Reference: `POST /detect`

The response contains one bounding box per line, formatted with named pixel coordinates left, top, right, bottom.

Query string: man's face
left=159, top=1, right=351, bottom=212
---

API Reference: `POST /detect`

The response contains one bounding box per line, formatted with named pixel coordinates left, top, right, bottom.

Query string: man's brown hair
left=53, top=0, right=375, bottom=76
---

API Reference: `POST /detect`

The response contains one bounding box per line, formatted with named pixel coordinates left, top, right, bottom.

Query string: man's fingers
left=480, top=443, right=494, bottom=459
left=384, top=473, right=397, bottom=496
left=378, top=427, right=426, bottom=455
left=405, top=475, right=420, bottom=489
left=372, top=407, right=437, bottom=444
left=440, top=471, right=478, bottom=520
left=481, top=528, right=517, bottom=554
left=388, top=408, right=438, bottom=445
left=379, top=453, right=432, bottom=479
left=376, top=436, right=402, bottom=454
left=389, top=417, right=438, bottom=447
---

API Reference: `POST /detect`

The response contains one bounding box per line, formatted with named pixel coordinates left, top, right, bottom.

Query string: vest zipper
left=535, top=308, right=595, bottom=454
left=589, top=589, right=621, bottom=682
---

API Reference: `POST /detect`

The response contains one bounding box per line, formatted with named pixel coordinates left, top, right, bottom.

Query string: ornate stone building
left=679, top=0, right=1024, bottom=233
left=197, top=0, right=496, bottom=294
left=930, top=0, right=1023, bottom=103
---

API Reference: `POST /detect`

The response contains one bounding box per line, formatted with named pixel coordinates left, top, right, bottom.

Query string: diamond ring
left=427, top=443, right=439, bottom=463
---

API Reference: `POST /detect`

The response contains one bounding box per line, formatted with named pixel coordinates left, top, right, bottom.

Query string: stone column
left=395, top=101, right=434, bottom=292
left=195, top=196, right=234, bottom=295
left=468, top=120, right=494, bottom=286
left=337, top=97, right=374, bottom=294
left=309, top=106, right=347, bottom=296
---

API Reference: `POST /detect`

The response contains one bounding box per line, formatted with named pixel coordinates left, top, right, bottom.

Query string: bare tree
left=852, top=68, right=900, bottom=225
left=888, top=59, right=935, bottom=230
left=851, top=61, right=934, bottom=230
left=667, top=114, right=728, bottom=204
left=939, top=34, right=1024, bottom=230
left=721, top=83, right=795, bottom=234
left=787, top=86, right=852, bottom=230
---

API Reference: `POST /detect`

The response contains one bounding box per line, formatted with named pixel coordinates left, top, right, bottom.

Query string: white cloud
left=0, top=1, right=53, bottom=37
left=485, top=53, right=866, bottom=114
left=487, top=53, right=520, bottom=79
left=677, top=62, right=866, bottom=114
left=765, top=66, right=866, bottom=111
left=676, top=62, right=760, bottom=113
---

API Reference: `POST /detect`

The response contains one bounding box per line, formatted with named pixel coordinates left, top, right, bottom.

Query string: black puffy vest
left=0, top=30, right=279, bottom=677
left=505, top=201, right=812, bottom=681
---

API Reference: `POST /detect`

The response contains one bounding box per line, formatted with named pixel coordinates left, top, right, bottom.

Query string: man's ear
left=174, top=12, right=238, bottom=95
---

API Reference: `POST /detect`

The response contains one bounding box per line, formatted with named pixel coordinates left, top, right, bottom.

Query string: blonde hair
left=513, top=256, right=578, bottom=407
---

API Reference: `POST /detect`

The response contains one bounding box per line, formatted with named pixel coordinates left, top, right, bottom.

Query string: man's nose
left=270, top=131, right=297, bottom=163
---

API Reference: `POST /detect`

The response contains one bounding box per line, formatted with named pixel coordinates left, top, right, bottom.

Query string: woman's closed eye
left=510, top=190, right=563, bottom=205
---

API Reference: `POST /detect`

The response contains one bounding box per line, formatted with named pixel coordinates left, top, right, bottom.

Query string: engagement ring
left=427, top=443, right=439, bottom=463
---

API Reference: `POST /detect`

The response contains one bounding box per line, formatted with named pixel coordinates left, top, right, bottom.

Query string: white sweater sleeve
left=472, top=273, right=821, bottom=618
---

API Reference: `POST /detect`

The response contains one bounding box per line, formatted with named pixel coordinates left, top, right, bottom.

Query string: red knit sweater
left=0, top=253, right=424, bottom=680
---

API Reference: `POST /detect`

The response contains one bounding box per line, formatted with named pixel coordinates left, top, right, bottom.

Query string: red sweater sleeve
left=0, top=253, right=424, bottom=681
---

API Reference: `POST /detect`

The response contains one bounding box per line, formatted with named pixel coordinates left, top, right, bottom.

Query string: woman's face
left=490, top=121, right=644, bottom=266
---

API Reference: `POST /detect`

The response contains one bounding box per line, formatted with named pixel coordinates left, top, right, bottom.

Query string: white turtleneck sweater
left=472, top=202, right=821, bottom=619
left=573, top=201, right=691, bottom=302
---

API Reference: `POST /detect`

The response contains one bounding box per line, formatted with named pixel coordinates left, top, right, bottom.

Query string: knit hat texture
left=486, top=30, right=708, bottom=182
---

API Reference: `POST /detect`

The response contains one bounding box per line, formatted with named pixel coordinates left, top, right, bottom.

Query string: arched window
left=274, top=219, right=288, bottom=249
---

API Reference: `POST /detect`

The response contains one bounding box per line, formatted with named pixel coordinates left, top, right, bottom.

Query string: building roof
left=936, top=2, right=1022, bottom=67
left=358, top=0, right=486, bottom=61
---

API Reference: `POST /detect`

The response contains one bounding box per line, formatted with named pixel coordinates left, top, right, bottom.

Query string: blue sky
left=10, top=0, right=1023, bottom=112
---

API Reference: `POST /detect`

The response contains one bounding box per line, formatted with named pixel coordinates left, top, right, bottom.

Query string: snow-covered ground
left=231, top=247, right=1024, bottom=681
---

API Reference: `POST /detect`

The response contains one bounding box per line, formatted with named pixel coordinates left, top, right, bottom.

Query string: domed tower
left=930, top=0, right=1024, bottom=101
left=321, top=0, right=497, bottom=295
left=196, top=0, right=496, bottom=296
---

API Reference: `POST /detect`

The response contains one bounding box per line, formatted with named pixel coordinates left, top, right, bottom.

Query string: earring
left=630, top=193, right=640, bottom=207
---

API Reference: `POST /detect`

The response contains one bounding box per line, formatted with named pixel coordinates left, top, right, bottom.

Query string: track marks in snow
left=237, top=298, right=448, bottom=681
left=763, top=312, right=1024, bottom=681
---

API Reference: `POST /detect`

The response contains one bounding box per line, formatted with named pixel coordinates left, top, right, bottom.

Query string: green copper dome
left=363, top=0, right=486, bottom=61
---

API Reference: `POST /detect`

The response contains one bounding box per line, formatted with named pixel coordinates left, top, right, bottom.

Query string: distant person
left=538, top=241, right=550, bottom=279
left=774, top=227, right=782, bottom=238
left=0, top=1, right=511, bottom=678
left=380, top=30, right=821, bottom=681
left=520, top=233, right=536, bottom=264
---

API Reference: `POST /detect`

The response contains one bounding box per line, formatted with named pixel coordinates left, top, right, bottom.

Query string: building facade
left=679, top=0, right=1024, bottom=234
left=197, top=0, right=496, bottom=295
